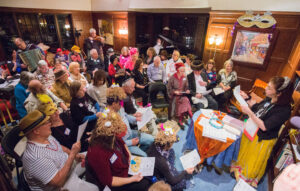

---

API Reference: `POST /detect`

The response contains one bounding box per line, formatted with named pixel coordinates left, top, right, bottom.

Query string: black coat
left=187, top=71, right=216, bottom=97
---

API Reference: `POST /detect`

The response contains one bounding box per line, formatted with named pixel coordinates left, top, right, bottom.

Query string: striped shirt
left=22, top=136, right=68, bottom=191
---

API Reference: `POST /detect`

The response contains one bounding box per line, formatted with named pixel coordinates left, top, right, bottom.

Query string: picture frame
left=229, top=25, right=279, bottom=70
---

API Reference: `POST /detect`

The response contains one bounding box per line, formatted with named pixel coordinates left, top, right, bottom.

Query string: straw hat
left=19, top=110, right=50, bottom=136
left=71, top=45, right=81, bottom=53
left=155, top=130, right=177, bottom=146
left=95, top=111, right=127, bottom=136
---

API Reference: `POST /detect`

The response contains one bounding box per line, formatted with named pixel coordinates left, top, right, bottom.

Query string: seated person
left=148, top=181, right=171, bottom=191
left=132, top=58, right=149, bottom=106
left=68, top=62, right=88, bottom=87
left=124, top=48, right=138, bottom=72
left=86, top=111, right=151, bottom=191
left=54, top=59, right=69, bottom=72
left=184, top=54, right=194, bottom=76
left=70, top=81, right=101, bottom=151
left=86, top=49, right=105, bottom=78
left=51, top=69, right=72, bottom=107
left=187, top=60, right=218, bottom=110
left=204, top=59, right=217, bottom=86
left=153, top=38, right=163, bottom=55
left=1, top=50, right=18, bottom=78
left=69, top=45, right=85, bottom=68
left=145, top=47, right=156, bottom=66
left=14, top=37, right=45, bottom=72
left=55, top=48, right=69, bottom=64
left=104, top=48, right=114, bottom=72
left=14, top=71, right=35, bottom=118
left=119, top=46, right=130, bottom=67
left=159, top=50, right=169, bottom=68
left=87, top=69, right=107, bottom=108
left=147, top=56, right=168, bottom=102
left=24, top=80, right=68, bottom=113
left=38, top=94, right=73, bottom=149
left=215, top=59, right=237, bottom=108
left=34, top=60, right=55, bottom=89
left=106, top=86, right=154, bottom=157
left=167, top=63, right=192, bottom=127
left=20, top=110, right=98, bottom=191
left=108, top=54, right=125, bottom=86
left=166, top=50, right=182, bottom=81
left=147, top=131, right=194, bottom=191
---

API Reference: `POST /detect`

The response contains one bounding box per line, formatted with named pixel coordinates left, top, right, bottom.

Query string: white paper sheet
left=137, top=107, right=154, bottom=130
left=77, top=120, right=88, bottom=142
left=103, top=186, right=111, bottom=191
left=244, top=118, right=258, bottom=139
left=233, top=178, right=256, bottom=191
left=200, top=109, right=214, bottom=118
left=233, top=85, right=248, bottom=106
left=128, top=155, right=155, bottom=176
left=180, top=149, right=201, bottom=170
left=200, top=118, right=228, bottom=142
left=292, top=144, right=300, bottom=161
left=213, top=87, right=225, bottom=95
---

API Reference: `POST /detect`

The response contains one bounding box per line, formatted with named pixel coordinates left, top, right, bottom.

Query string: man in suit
left=187, top=60, right=218, bottom=110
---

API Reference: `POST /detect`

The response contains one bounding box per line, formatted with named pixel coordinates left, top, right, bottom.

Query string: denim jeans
left=128, top=130, right=154, bottom=157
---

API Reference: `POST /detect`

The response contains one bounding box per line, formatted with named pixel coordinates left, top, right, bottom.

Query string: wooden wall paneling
left=128, top=12, right=136, bottom=47
left=203, top=11, right=300, bottom=91
left=71, top=12, right=93, bottom=49
left=194, top=15, right=208, bottom=57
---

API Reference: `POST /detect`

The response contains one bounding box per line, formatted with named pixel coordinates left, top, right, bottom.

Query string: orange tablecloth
left=194, top=111, right=235, bottom=163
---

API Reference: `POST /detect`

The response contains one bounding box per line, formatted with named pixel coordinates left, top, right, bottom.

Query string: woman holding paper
left=214, top=59, right=237, bottom=108
left=86, top=111, right=151, bottom=191
left=147, top=131, right=195, bottom=191
left=70, top=81, right=102, bottom=151
left=231, top=76, right=293, bottom=187
left=167, top=62, right=192, bottom=127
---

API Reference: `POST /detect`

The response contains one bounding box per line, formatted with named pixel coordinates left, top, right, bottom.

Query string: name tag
left=110, top=153, right=118, bottom=164
left=64, top=128, right=71, bottom=135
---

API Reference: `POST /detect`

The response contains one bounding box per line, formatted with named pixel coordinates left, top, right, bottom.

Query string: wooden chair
left=229, top=78, right=267, bottom=114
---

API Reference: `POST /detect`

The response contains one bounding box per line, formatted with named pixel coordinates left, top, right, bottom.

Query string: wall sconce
left=119, top=28, right=128, bottom=35
left=208, top=34, right=223, bottom=59
left=64, top=24, right=70, bottom=29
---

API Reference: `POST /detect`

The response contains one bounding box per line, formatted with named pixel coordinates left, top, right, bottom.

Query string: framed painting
left=229, top=26, right=279, bottom=70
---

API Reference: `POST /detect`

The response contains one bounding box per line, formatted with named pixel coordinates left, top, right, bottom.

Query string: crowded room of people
left=1, top=0, right=300, bottom=191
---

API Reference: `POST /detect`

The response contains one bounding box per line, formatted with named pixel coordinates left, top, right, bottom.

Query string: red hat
left=56, top=48, right=62, bottom=53
left=175, top=62, right=185, bottom=71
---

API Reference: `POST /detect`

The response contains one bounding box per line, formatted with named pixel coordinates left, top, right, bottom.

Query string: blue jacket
left=14, top=83, right=30, bottom=118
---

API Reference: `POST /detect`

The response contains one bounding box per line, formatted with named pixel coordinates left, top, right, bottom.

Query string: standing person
left=132, top=58, right=149, bottom=107
left=14, top=71, right=35, bottom=118
left=84, top=28, right=104, bottom=61
left=230, top=76, right=293, bottom=187
left=153, top=38, right=163, bottom=55
left=166, top=50, right=182, bottom=81
left=86, top=111, right=151, bottom=191
left=147, top=131, right=194, bottom=191
left=87, top=69, right=107, bottom=108
left=20, top=110, right=98, bottom=191
left=14, top=37, right=45, bottom=72
left=167, top=63, right=192, bottom=127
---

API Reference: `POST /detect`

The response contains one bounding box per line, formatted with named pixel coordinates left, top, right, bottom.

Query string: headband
left=278, top=76, right=290, bottom=91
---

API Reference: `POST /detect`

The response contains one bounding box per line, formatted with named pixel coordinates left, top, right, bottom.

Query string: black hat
left=191, top=60, right=204, bottom=71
